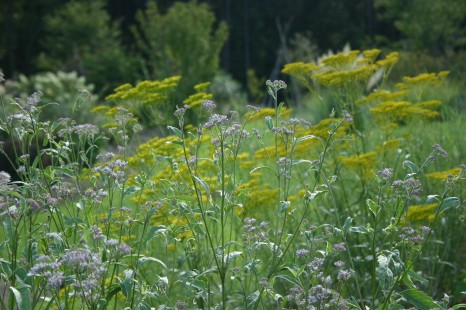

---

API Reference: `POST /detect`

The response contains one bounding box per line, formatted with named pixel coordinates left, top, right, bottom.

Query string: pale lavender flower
left=337, top=269, right=354, bottom=282
left=377, top=168, right=393, bottom=181
left=432, top=144, right=448, bottom=159
left=308, top=257, right=325, bottom=272
left=342, top=110, right=353, bottom=123
left=332, top=243, right=346, bottom=252
left=174, top=105, right=190, bottom=119
left=176, top=301, right=189, bottom=309
left=105, top=238, right=119, bottom=247
left=118, top=242, right=131, bottom=255
left=202, top=100, right=216, bottom=113
left=296, top=249, right=310, bottom=257
left=0, top=171, right=11, bottom=187
left=90, top=225, right=104, bottom=240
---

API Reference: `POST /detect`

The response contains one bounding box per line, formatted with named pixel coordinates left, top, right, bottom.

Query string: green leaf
left=346, top=297, right=363, bottom=310
left=223, top=251, right=243, bottom=267
left=367, top=199, right=381, bottom=217
left=123, top=185, right=140, bottom=197
left=138, top=256, right=168, bottom=269
left=403, top=160, right=419, bottom=174
left=349, top=226, right=368, bottom=234
left=342, top=217, right=353, bottom=237
left=451, top=304, right=466, bottom=309
left=120, top=269, right=133, bottom=298
left=167, top=126, right=183, bottom=139
left=277, top=102, right=284, bottom=117
left=193, top=175, right=210, bottom=196
left=296, top=135, right=317, bottom=144
left=9, top=285, right=31, bottom=310
left=170, top=140, right=184, bottom=145
left=280, top=200, right=290, bottom=213
left=273, top=274, right=301, bottom=287
left=439, top=197, right=460, bottom=213
left=407, top=269, right=428, bottom=284
left=246, top=290, right=260, bottom=310
left=105, top=284, right=122, bottom=303
left=250, top=166, right=274, bottom=174
left=377, top=255, right=393, bottom=289
left=400, top=289, right=441, bottom=310
left=265, top=116, right=273, bottom=130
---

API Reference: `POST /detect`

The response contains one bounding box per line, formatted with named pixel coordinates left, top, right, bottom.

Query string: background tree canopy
left=1, top=0, right=466, bottom=98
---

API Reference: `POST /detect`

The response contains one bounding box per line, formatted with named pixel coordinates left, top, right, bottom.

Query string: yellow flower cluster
left=183, top=81, right=213, bottom=108
left=406, top=203, right=437, bottom=222
left=375, top=52, right=399, bottom=69
left=293, top=118, right=351, bottom=158
left=402, top=71, right=449, bottom=86
left=358, top=89, right=408, bottom=105
left=106, top=76, right=181, bottom=105
left=128, top=135, right=182, bottom=166
left=370, top=100, right=441, bottom=123
left=339, top=151, right=378, bottom=177
left=282, top=49, right=387, bottom=88
left=247, top=107, right=292, bottom=121
left=426, top=167, right=462, bottom=180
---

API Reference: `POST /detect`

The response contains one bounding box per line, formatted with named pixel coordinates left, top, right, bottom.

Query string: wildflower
left=174, top=105, right=190, bottom=119
left=287, top=286, right=306, bottom=307
left=130, top=124, right=142, bottom=134
left=296, top=249, right=310, bottom=257
left=342, top=110, right=353, bottom=123
left=72, top=124, right=99, bottom=136
left=432, top=144, right=448, bottom=159
left=0, top=171, right=11, bottom=187
left=26, top=91, right=43, bottom=107
left=176, top=301, right=188, bottom=309
left=78, top=89, right=93, bottom=101
left=308, top=257, right=325, bottom=272
left=246, top=105, right=260, bottom=113
left=334, top=261, right=345, bottom=268
left=308, top=284, right=331, bottom=304
left=204, top=114, right=228, bottom=129
left=118, top=242, right=131, bottom=255
left=377, top=168, right=393, bottom=181
left=332, top=243, right=346, bottom=252
left=202, top=100, right=216, bottom=113
left=337, top=269, right=354, bottom=282
left=90, top=225, right=105, bottom=240
left=105, top=238, right=119, bottom=247
left=266, top=79, right=287, bottom=92
left=299, top=118, right=312, bottom=127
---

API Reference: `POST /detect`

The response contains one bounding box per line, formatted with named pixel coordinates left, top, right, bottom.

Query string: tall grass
left=0, top=50, right=465, bottom=310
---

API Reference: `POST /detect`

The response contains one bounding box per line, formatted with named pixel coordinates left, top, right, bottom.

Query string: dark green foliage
left=37, top=0, right=139, bottom=92
left=133, top=0, right=228, bottom=100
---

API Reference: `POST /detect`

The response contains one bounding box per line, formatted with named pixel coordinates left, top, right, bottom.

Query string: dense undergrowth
left=0, top=49, right=465, bottom=309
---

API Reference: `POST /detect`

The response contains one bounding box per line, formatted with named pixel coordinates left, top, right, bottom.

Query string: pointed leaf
left=9, top=285, right=31, bottom=310
left=400, top=289, right=440, bottom=310
left=367, top=199, right=381, bottom=217
left=403, top=160, right=419, bottom=174
left=265, top=116, right=273, bottom=130
left=193, top=176, right=210, bottom=196
left=439, top=197, right=460, bottom=213
left=342, top=217, right=353, bottom=237
left=167, top=126, right=183, bottom=139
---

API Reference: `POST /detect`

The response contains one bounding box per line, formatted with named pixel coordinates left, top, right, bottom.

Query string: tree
left=133, top=0, right=228, bottom=98
left=38, top=0, right=138, bottom=92
left=375, top=0, right=466, bottom=54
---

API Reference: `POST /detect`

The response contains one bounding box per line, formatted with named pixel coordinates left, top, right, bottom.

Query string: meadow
left=0, top=49, right=465, bottom=309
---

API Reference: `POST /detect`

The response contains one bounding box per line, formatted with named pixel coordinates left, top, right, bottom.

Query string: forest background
left=2, top=0, right=466, bottom=106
